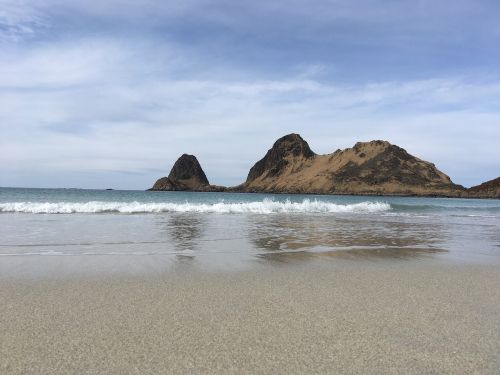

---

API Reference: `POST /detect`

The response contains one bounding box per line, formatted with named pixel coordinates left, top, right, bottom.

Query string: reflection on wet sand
left=257, top=247, right=446, bottom=263
left=160, top=214, right=206, bottom=264
left=162, top=214, right=205, bottom=249
left=249, top=214, right=447, bottom=262
left=487, top=225, right=500, bottom=251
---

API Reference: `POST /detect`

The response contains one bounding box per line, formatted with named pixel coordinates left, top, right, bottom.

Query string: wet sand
left=1, top=261, right=500, bottom=374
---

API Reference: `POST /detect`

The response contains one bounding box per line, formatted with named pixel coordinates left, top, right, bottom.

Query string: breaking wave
left=0, top=199, right=391, bottom=214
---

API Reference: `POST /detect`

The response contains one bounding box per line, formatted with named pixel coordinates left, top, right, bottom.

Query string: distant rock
left=168, top=154, right=209, bottom=186
left=150, top=154, right=223, bottom=192
left=239, top=134, right=465, bottom=196
left=468, top=177, right=500, bottom=198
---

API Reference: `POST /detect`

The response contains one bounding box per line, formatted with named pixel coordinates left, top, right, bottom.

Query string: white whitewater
left=0, top=199, right=391, bottom=214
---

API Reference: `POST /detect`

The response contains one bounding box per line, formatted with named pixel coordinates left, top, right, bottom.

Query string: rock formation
left=246, top=133, right=316, bottom=183
left=149, top=134, right=500, bottom=198
left=468, top=177, right=500, bottom=198
left=150, top=154, right=223, bottom=192
left=239, top=134, right=465, bottom=196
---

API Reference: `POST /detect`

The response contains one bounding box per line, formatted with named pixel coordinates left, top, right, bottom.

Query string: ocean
left=1, top=187, right=499, bottom=277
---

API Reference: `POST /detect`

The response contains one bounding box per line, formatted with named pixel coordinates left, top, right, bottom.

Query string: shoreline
left=2, top=186, right=498, bottom=199
left=2, top=261, right=499, bottom=373
left=148, top=188, right=499, bottom=200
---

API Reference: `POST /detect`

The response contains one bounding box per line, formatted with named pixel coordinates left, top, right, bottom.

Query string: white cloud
left=1, top=39, right=500, bottom=188
left=0, top=40, right=124, bottom=88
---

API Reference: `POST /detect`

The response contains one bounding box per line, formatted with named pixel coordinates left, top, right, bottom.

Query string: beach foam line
left=0, top=199, right=391, bottom=214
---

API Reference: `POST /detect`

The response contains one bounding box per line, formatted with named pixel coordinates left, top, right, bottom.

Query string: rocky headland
left=468, top=177, right=500, bottom=199
left=150, top=134, right=498, bottom=198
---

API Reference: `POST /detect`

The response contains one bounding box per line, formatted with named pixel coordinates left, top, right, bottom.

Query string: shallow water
left=1, top=187, right=499, bottom=277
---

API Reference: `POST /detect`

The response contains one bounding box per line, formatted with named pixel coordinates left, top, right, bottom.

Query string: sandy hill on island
left=468, top=177, right=500, bottom=199
left=150, top=133, right=498, bottom=198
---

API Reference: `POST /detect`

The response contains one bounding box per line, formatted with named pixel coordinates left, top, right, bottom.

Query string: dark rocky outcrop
left=168, top=154, right=209, bottom=186
left=246, top=133, right=316, bottom=183
left=468, top=177, right=500, bottom=198
left=150, top=154, right=223, bottom=192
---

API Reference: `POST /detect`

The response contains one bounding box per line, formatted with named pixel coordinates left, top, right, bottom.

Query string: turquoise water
left=1, top=187, right=499, bottom=277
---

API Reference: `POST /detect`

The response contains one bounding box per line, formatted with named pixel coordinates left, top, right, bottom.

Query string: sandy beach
left=3, top=0, right=500, bottom=373
left=1, top=261, right=499, bottom=374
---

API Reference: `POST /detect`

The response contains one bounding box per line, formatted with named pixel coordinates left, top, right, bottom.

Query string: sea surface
left=1, top=187, right=500, bottom=277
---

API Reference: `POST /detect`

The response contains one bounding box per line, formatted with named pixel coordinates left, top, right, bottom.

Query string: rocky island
left=150, top=154, right=224, bottom=192
left=150, top=133, right=498, bottom=198
left=235, top=134, right=465, bottom=196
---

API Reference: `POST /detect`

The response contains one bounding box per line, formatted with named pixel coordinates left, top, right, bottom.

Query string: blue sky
left=1, top=0, right=499, bottom=189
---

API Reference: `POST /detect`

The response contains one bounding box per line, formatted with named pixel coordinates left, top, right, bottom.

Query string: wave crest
left=0, top=199, right=391, bottom=214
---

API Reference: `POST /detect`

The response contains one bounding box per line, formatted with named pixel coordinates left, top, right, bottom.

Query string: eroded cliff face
left=150, top=154, right=222, bottom=191
left=468, top=177, right=500, bottom=198
left=241, top=135, right=465, bottom=196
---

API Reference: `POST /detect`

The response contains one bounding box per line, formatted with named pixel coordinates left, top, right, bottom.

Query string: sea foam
left=0, top=199, right=391, bottom=214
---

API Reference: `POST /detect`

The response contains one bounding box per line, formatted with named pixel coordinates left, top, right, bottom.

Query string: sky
left=1, top=0, right=499, bottom=189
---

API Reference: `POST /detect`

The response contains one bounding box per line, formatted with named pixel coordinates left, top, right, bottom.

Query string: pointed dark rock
left=168, top=154, right=209, bottom=186
left=150, top=154, right=215, bottom=191
left=246, top=133, right=315, bottom=183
